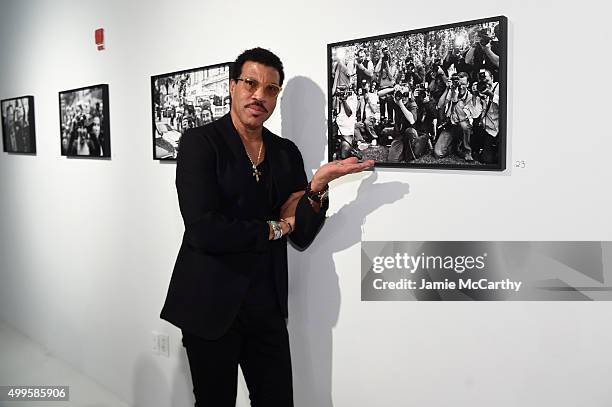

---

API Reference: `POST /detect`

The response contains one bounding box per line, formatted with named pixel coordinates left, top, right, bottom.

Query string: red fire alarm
left=95, top=28, right=105, bottom=51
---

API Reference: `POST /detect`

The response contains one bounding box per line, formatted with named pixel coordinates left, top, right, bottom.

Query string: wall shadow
left=281, top=76, right=409, bottom=407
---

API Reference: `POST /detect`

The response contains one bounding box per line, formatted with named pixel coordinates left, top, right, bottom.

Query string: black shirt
left=243, top=154, right=279, bottom=306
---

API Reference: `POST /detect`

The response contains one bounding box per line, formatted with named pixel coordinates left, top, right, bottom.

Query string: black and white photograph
left=59, top=84, right=110, bottom=157
left=1, top=95, right=36, bottom=154
left=328, top=16, right=507, bottom=170
left=151, top=62, right=231, bottom=160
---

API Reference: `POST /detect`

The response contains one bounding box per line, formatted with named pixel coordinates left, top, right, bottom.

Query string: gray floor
left=0, top=319, right=130, bottom=407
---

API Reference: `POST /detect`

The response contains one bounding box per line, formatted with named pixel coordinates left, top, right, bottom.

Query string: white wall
left=1, top=0, right=612, bottom=406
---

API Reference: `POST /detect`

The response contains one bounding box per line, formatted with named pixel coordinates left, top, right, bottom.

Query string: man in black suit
left=160, top=47, right=374, bottom=406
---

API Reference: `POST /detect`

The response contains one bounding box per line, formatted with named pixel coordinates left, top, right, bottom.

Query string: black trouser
left=181, top=304, right=293, bottom=407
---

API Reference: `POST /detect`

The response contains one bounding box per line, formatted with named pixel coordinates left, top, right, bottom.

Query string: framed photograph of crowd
left=1, top=95, right=36, bottom=154
left=59, top=84, right=110, bottom=157
left=328, top=16, right=507, bottom=170
left=151, top=62, right=232, bottom=160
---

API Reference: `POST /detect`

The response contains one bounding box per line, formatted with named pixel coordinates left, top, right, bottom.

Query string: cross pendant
left=252, top=165, right=261, bottom=182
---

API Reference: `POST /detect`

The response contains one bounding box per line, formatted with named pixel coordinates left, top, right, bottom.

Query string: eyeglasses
left=236, top=77, right=282, bottom=98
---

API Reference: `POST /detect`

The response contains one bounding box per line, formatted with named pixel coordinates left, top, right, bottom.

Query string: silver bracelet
left=268, top=220, right=283, bottom=240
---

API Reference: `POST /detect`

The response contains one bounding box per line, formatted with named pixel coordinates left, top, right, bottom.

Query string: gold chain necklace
left=244, top=141, right=263, bottom=182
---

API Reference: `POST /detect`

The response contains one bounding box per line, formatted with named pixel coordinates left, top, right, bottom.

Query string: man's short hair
left=231, top=47, right=285, bottom=86
left=457, top=72, right=470, bottom=81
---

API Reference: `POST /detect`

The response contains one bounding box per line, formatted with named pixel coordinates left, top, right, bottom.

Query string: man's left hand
left=311, top=157, right=375, bottom=191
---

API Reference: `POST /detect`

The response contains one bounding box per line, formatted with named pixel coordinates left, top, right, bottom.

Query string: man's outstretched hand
left=278, top=157, right=375, bottom=223
left=311, top=157, right=375, bottom=191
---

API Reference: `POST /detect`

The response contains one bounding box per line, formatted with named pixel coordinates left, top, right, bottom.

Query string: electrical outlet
left=159, top=334, right=170, bottom=357
left=152, top=331, right=160, bottom=355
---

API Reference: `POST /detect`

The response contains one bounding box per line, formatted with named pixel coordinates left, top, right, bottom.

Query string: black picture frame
left=1, top=95, right=36, bottom=154
left=58, top=84, right=111, bottom=158
left=150, top=62, right=232, bottom=160
left=327, top=15, right=507, bottom=171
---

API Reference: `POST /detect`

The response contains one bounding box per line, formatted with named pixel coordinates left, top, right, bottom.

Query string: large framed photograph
left=151, top=62, right=231, bottom=160
left=59, top=84, right=110, bottom=157
left=328, top=16, right=507, bottom=170
left=1, top=95, right=36, bottom=153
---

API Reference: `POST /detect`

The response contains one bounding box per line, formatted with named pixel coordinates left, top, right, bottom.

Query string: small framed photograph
left=328, top=16, right=507, bottom=170
left=1, top=95, right=36, bottom=153
left=59, top=84, right=110, bottom=157
left=151, top=62, right=232, bottom=160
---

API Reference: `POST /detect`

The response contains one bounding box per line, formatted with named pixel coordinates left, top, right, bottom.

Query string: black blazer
left=160, top=114, right=327, bottom=340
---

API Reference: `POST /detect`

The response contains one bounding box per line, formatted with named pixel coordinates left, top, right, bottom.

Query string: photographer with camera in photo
left=374, top=44, right=397, bottom=124
left=465, top=27, right=499, bottom=82
left=426, top=61, right=449, bottom=106
left=413, top=83, right=439, bottom=146
left=442, top=39, right=471, bottom=78
left=355, top=48, right=375, bottom=91
left=331, top=47, right=353, bottom=116
left=354, top=81, right=381, bottom=145
left=469, top=68, right=500, bottom=164
left=399, top=58, right=424, bottom=88
left=378, top=83, right=419, bottom=162
left=434, top=71, right=475, bottom=161
left=336, top=85, right=360, bottom=159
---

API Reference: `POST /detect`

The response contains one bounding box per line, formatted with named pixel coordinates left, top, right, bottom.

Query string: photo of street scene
left=151, top=63, right=231, bottom=160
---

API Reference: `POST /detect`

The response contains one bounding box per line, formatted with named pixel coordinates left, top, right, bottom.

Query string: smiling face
left=229, top=61, right=280, bottom=131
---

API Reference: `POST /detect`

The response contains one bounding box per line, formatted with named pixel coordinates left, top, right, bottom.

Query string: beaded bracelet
left=279, top=218, right=293, bottom=233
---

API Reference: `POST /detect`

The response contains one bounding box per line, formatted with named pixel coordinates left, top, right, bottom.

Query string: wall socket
left=152, top=332, right=170, bottom=357
left=159, top=334, right=170, bottom=357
